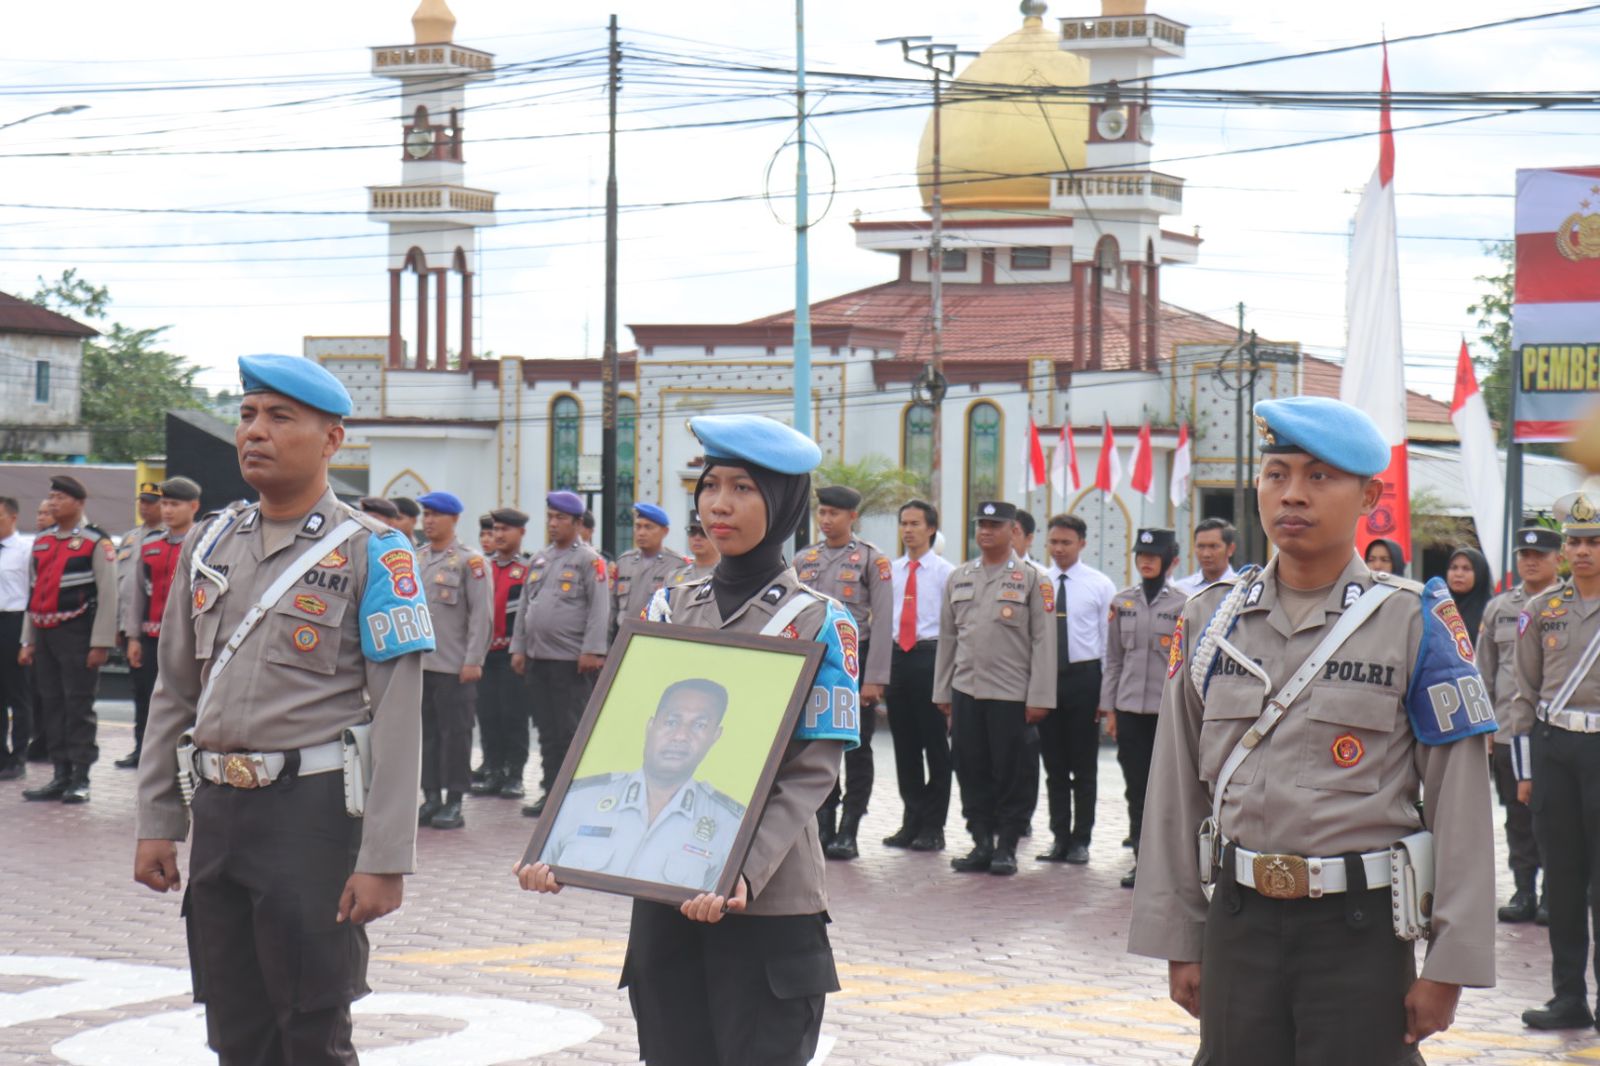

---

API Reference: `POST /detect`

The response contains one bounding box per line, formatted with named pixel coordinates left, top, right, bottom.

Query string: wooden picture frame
left=521, top=618, right=825, bottom=905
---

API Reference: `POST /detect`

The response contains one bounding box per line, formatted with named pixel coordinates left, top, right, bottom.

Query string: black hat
left=490, top=507, right=530, bottom=529
left=973, top=500, right=1016, bottom=523
left=1515, top=525, right=1562, bottom=553
left=359, top=496, right=400, bottom=519
left=49, top=475, right=86, bottom=501
left=389, top=496, right=420, bottom=519
left=478, top=513, right=495, bottom=531
left=137, top=481, right=161, bottom=502
left=1133, top=527, right=1178, bottom=554
left=159, top=477, right=202, bottom=502
left=686, top=509, right=706, bottom=533
left=816, top=485, right=863, bottom=510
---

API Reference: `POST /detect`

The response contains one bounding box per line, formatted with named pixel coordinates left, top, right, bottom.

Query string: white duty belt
left=1233, top=846, right=1391, bottom=900
left=190, top=738, right=344, bottom=790
left=1537, top=702, right=1600, bottom=733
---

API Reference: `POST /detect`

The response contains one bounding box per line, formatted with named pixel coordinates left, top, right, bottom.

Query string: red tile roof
left=1301, top=353, right=1451, bottom=424
left=0, top=292, right=97, bottom=338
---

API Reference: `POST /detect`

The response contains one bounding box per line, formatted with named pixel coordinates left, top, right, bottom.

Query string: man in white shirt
left=1037, top=513, right=1117, bottom=864
left=0, top=496, right=35, bottom=780
left=1170, top=517, right=1239, bottom=598
left=882, top=499, right=957, bottom=852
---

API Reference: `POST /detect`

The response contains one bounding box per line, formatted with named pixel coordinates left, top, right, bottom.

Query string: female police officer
left=516, top=414, right=859, bottom=1066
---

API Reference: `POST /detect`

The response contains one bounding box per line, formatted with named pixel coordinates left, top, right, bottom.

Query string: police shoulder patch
left=1167, top=616, right=1185, bottom=678
left=794, top=600, right=862, bottom=750
left=1405, top=578, right=1496, bottom=746
left=360, top=530, right=436, bottom=662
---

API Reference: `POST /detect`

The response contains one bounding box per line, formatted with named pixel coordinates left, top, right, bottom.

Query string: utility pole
left=794, top=0, right=812, bottom=552
left=879, top=38, right=971, bottom=511
left=600, top=15, right=620, bottom=558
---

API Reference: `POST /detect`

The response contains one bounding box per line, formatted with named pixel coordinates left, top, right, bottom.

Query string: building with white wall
left=0, top=291, right=96, bottom=458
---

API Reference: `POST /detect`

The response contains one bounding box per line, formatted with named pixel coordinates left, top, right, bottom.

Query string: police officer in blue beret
left=1130, top=395, right=1496, bottom=1063
left=609, top=502, right=690, bottom=643
left=519, top=414, right=859, bottom=1066
left=134, top=353, right=433, bottom=1065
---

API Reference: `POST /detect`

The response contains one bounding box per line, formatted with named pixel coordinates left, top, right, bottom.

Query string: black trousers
left=622, top=901, right=836, bottom=1066
left=477, top=649, right=525, bottom=776
left=186, top=772, right=367, bottom=1066
left=885, top=641, right=950, bottom=834
left=822, top=641, right=875, bottom=821
left=0, top=611, right=32, bottom=763
left=1040, top=661, right=1102, bottom=844
left=1491, top=742, right=1541, bottom=891
left=129, top=634, right=160, bottom=752
left=1531, top=721, right=1600, bottom=1002
left=1116, top=710, right=1159, bottom=851
left=529, top=658, right=591, bottom=793
left=421, top=670, right=476, bottom=795
left=951, top=690, right=1033, bottom=841
left=1198, top=857, right=1421, bottom=1066
left=33, top=613, right=100, bottom=766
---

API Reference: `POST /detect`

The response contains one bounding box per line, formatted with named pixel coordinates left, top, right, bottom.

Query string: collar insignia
left=302, top=513, right=326, bottom=535
left=1245, top=582, right=1264, bottom=607
left=761, top=584, right=786, bottom=606
left=1342, top=582, right=1363, bottom=608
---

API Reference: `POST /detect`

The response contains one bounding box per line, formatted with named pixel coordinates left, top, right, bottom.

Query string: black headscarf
left=1139, top=546, right=1180, bottom=605
left=695, top=459, right=812, bottom=618
left=1364, top=537, right=1407, bottom=578
left=1448, top=547, right=1493, bottom=639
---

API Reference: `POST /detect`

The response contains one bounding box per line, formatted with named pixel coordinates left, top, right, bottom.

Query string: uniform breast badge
left=1331, top=733, right=1365, bottom=768
left=292, top=624, right=320, bottom=652
left=597, top=795, right=616, bottom=812
left=695, top=816, right=716, bottom=842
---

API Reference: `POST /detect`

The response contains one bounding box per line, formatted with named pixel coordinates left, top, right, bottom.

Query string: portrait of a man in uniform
left=538, top=677, right=744, bottom=890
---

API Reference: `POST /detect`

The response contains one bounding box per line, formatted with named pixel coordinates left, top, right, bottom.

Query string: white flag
left=1169, top=424, right=1192, bottom=509
left=1450, top=340, right=1504, bottom=582
left=1051, top=425, right=1081, bottom=496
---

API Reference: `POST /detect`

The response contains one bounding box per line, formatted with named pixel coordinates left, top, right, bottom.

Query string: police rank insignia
left=1342, top=582, right=1363, bottom=609
left=761, top=584, right=786, bottom=605
left=1245, top=582, right=1264, bottom=607
left=695, top=816, right=716, bottom=842
left=292, top=624, right=320, bottom=652
left=597, top=795, right=616, bottom=812
left=302, top=513, right=326, bottom=535
left=1331, top=733, right=1365, bottom=768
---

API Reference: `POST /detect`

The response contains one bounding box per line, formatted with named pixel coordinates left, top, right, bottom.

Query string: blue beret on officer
left=546, top=490, right=585, bottom=517
left=690, top=415, right=822, bottom=475
left=239, top=354, right=353, bottom=418
left=633, top=502, right=670, bottom=526
left=417, top=491, right=464, bottom=516
left=1253, top=396, right=1390, bottom=478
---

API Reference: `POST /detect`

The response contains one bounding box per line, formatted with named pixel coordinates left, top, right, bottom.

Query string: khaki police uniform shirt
left=668, top=560, right=716, bottom=588
left=1512, top=581, right=1600, bottom=738
left=540, top=769, right=744, bottom=891
left=134, top=489, right=426, bottom=875
left=117, top=525, right=158, bottom=637
left=931, top=553, right=1056, bottom=708
left=658, top=571, right=846, bottom=915
left=22, top=524, right=120, bottom=648
left=611, top=548, right=689, bottom=640
left=1102, top=581, right=1186, bottom=714
left=1129, top=556, right=1497, bottom=987
left=1477, top=585, right=1531, bottom=744
left=796, top=538, right=894, bottom=686
left=511, top=539, right=609, bottom=661
left=419, top=537, right=492, bottom=675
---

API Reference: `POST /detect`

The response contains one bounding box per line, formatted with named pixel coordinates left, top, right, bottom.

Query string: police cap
left=816, top=485, right=863, bottom=510
left=1133, top=527, right=1178, bottom=554
left=416, top=491, right=464, bottom=516
left=1253, top=396, right=1390, bottom=478
left=490, top=507, right=530, bottom=528
left=137, top=481, right=161, bottom=502
left=49, top=475, right=86, bottom=501
left=1554, top=492, right=1600, bottom=537
left=238, top=353, right=353, bottom=418
left=159, top=477, right=202, bottom=502
left=546, top=491, right=585, bottom=517
left=689, top=414, right=822, bottom=475
left=1515, top=525, right=1562, bottom=552
left=359, top=496, right=401, bottom=519
left=633, top=502, right=670, bottom=526
left=478, top=513, right=495, bottom=532
left=974, top=500, right=1016, bottom=523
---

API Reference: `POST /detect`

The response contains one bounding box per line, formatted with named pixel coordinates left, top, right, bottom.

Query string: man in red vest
left=21, top=474, right=119, bottom=804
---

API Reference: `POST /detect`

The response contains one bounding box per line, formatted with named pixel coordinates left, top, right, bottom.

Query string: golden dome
left=915, top=2, right=1090, bottom=214
left=412, top=0, right=456, bottom=44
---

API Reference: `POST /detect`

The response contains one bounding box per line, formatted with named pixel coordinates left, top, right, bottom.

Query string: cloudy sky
left=5, top=0, right=1598, bottom=402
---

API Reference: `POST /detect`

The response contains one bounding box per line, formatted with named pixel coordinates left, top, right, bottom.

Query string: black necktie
left=1056, top=573, right=1069, bottom=669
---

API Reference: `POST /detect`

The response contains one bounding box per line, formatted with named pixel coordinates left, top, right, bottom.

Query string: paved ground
left=0, top=706, right=1593, bottom=1064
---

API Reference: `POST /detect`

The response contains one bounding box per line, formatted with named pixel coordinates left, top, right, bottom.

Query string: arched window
left=616, top=394, right=637, bottom=551
left=964, top=401, right=1002, bottom=559
left=550, top=395, right=580, bottom=492
left=902, top=403, right=934, bottom=491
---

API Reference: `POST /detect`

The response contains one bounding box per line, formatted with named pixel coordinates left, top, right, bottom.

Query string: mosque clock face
left=404, top=126, right=435, bottom=160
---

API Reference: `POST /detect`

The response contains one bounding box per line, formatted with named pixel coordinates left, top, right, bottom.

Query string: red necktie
left=898, top=559, right=919, bottom=653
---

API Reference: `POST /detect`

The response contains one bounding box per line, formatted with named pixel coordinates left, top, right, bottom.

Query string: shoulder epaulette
left=1372, top=571, right=1425, bottom=595
left=82, top=524, right=110, bottom=541
left=708, top=788, right=746, bottom=818
left=337, top=502, right=392, bottom=538
left=568, top=772, right=623, bottom=790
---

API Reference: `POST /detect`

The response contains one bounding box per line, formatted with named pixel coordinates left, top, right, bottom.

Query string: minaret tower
left=1054, top=0, right=1189, bottom=370
left=369, top=0, right=496, bottom=370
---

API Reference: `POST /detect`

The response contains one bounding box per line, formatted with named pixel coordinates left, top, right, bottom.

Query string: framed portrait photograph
left=522, top=619, right=826, bottom=905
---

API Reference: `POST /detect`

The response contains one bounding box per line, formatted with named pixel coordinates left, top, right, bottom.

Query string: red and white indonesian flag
left=1051, top=424, right=1081, bottom=496
left=1341, top=44, right=1412, bottom=560
left=1513, top=165, right=1600, bottom=441
left=1450, top=340, right=1504, bottom=582
left=1020, top=418, right=1047, bottom=494
left=1129, top=422, right=1155, bottom=501
left=1095, top=416, right=1122, bottom=495
left=1169, top=424, right=1192, bottom=509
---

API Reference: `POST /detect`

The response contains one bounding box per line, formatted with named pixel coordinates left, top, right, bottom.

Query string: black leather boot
left=989, top=837, right=1019, bottom=876
left=113, top=747, right=141, bottom=770
left=1499, top=889, right=1538, bottom=923
left=61, top=765, right=91, bottom=805
left=825, top=814, right=860, bottom=860
left=1522, top=997, right=1593, bottom=1029
left=431, top=792, right=465, bottom=830
left=951, top=833, right=994, bottom=873
left=418, top=789, right=444, bottom=826
left=817, top=808, right=838, bottom=850
left=23, top=762, right=71, bottom=801
left=883, top=823, right=918, bottom=848
left=470, top=770, right=504, bottom=796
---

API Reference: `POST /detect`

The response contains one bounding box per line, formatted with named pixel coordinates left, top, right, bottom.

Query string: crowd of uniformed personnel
left=4, top=359, right=1600, bottom=1063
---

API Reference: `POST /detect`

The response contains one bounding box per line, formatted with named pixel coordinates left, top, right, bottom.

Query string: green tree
left=30, top=271, right=207, bottom=462
left=813, top=455, right=927, bottom=517
left=1465, top=241, right=1514, bottom=443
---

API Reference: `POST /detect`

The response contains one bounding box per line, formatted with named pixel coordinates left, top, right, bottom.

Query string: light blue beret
left=546, top=490, right=585, bottom=517
left=416, top=491, right=463, bottom=516
left=633, top=502, right=670, bottom=526
left=690, top=415, right=821, bottom=475
left=1254, top=397, right=1390, bottom=477
left=239, top=354, right=353, bottom=417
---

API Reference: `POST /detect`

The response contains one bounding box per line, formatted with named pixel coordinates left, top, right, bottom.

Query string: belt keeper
left=1221, top=841, right=1241, bottom=914
left=1342, top=852, right=1370, bottom=929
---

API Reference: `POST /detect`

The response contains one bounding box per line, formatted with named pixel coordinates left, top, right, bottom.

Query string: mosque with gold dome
left=314, top=0, right=1495, bottom=576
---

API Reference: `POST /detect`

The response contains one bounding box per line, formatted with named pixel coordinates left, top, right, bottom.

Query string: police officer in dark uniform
left=20, top=474, right=118, bottom=805
left=795, top=484, right=891, bottom=860
left=472, top=507, right=531, bottom=798
left=519, top=413, right=858, bottom=1066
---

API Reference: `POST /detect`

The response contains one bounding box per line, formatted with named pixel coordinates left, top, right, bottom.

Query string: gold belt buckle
left=221, top=753, right=260, bottom=789
left=1251, top=853, right=1310, bottom=899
